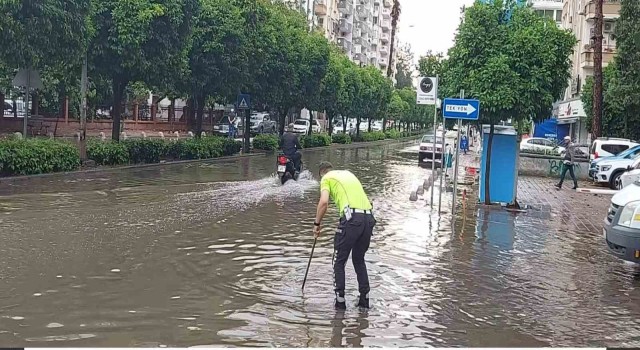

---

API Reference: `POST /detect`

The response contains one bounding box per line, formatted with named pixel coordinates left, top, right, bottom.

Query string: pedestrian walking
left=461, top=134, right=469, bottom=155
left=445, top=143, right=454, bottom=177
left=555, top=136, right=578, bottom=190
left=313, top=161, right=376, bottom=310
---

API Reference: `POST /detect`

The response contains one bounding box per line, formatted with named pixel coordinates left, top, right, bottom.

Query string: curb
left=0, top=135, right=421, bottom=182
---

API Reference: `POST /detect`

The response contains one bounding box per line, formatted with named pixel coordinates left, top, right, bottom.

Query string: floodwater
left=1, top=140, right=640, bottom=347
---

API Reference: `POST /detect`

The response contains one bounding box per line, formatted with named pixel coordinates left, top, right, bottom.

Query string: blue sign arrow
left=442, top=98, right=480, bottom=120
left=236, top=93, right=251, bottom=110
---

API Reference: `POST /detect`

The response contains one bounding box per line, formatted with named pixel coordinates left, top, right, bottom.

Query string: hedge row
left=0, top=136, right=242, bottom=176
left=251, top=130, right=423, bottom=151
left=88, top=137, right=242, bottom=166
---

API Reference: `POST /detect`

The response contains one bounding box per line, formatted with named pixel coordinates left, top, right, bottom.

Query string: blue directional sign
left=236, top=93, right=251, bottom=110
left=442, top=98, right=480, bottom=121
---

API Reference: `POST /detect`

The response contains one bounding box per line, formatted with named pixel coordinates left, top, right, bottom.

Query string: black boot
left=335, top=294, right=346, bottom=310
left=555, top=183, right=562, bottom=189
left=356, top=294, right=370, bottom=309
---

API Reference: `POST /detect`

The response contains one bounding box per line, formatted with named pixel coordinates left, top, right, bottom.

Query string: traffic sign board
left=416, top=76, right=438, bottom=105
left=236, top=93, right=251, bottom=110
left=442, top=98, right=480, bottom=120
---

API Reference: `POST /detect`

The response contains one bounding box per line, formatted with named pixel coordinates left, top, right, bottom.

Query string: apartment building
left=555, top=0, right=621, bottom=143
left=530, top=0, right=563, bottom=25
left=315, top=0, right=398, bottom=80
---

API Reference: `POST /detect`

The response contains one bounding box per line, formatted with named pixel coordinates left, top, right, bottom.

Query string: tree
left=317, top=49, right=348, bottom=135
left=582, top=64, right=625, bottom=138
left=90, top=0, right=199, bottom=141
left=394, top=44, right=414, bottom=89
left=298, top=31, right=330, bottom=134
left=387, top=90, right=409, bottom=129
left=444, top=0, right=575, bottom=204
left=417, top=51, right=445, bottom=78
left=386, top=0, right=401, bottom=78
left=187, top=0, right=247, bottom=138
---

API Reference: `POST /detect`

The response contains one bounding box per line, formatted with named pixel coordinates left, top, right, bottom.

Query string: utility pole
left=80, top=54, right=88, bottom=161
left=592, top=0, right=604, bottom=139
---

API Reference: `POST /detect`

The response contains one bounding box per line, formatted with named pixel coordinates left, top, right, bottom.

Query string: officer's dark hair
left=318, top=161, right=333, bottom=177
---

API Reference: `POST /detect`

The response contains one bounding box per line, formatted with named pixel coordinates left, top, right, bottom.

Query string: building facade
left=556, top=0, right=621, bottom=143
left=315, top=0, right=398, bottom=80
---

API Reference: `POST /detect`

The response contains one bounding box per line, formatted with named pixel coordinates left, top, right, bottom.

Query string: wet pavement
left=1, top=140, right=640, bottom=347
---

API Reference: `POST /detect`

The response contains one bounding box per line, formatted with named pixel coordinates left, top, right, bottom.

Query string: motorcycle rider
left=280, top=123, right=302, bottom=172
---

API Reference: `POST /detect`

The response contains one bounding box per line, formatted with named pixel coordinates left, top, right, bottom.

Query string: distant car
left=213, top=116, right=231, bottom=136
left=590, top=145, right=640, bottom=179
left=593, top=153, right=640, bottom=190
left=371, top=121, right=383, bottom=132
left=311, top=119, right=322, bottom=133
left=520, top=137, right=564, bottom=155
left=292, top=119, right=310, bottom=134
left=419, top=134, right=444, bottom=163
left=250, top=112, right=277, bottom=134
left=590, top=137, right=639, bottom=161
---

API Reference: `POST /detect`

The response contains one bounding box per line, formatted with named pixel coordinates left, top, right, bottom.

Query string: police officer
left=313, top=161, right=376, bottom=310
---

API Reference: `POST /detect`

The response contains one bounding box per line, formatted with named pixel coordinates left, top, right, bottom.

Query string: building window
left=555, top=9, right=562, bottom=22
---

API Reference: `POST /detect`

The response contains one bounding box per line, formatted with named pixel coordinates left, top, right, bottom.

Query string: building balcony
left=584, top=0, right=621, bottom=20
left=356, top=5, right=371, bottom=19
left=380, top=32, right=390, bottom=43
left=379, top=57, right=388, bottom=68
left=337, top=0, right=354, bottom=14
left=337, top=37, right=353, bottom=53
left=383, top=0, right=392, bottom=8
left=381, top=19, right=391, bottom=31
left=354, top=53, right=368, bottom=64
left=314, top=0, right=327, bottom=16
left=580, top=50, right=616, bottom=69
left=356, top=21, right=371, bottom=33
left=379, top=45, right=389, bottom=55
left=339, top=19, right=353, bottom=33
left=382, top=7, right=391, bottom=18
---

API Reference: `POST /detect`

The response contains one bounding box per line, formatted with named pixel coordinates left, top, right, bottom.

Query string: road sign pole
left=452, top=89, right=464, bottom=215
left=430, top=74, right=439, bottom=207
left=438, top=107, right=445, bottom=213
left=23, top=69, right=31, bottom=138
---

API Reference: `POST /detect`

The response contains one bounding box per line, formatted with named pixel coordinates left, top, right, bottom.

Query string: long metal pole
left=452, top=89, right=464, bottom=214
left=23, top=69, right=31, bottom=138
left=301, top=237, right=318, bottom=291
left=430, top=74, right=439, bottom=207
left=80, top=55, right=88, bottom=161
left=438, top=103, right=445, bottom=213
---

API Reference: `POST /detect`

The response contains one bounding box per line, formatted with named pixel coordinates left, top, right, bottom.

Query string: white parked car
left=292, top=119, right=310, bottom=134
left=419, top=134, right=444, bottom=163
left=311, top=119, right=322, bottom=133
left=620, top=158, right=640, bottom=189
left=590, top=137, right=638, bottom=161
left=603, top=181, right=640, bottom=263
left=371, top=121, right=383, bottom=132
left=594, top=153, right=640, bottom=190
left=520, top=137, right=564, bottom=155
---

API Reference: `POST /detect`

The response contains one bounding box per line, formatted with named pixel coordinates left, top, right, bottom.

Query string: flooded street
left=2, top=140, right=640, bottom=347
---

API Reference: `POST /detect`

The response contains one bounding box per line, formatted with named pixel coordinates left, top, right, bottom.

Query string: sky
left=397, top=0, right=475, bottom=64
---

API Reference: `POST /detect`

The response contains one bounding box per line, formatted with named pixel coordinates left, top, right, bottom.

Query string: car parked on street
left=590, top=137, right=638, bottom=161
left=250, top=112, right=277, bottom=134
left=604, top=181, right=640, bottom=263
left=292, top=119, right=310, bottom=134
left=593, top=153, right=640, bottom=190
left=590, top=145, right=640, bottom=180
left=213, top=116, right=231, bottom=136
left=311, top=119, right=322, bottom=133
left=520, top=137, right=564, bottom=155
left=419, top=133, right=444, bottom=163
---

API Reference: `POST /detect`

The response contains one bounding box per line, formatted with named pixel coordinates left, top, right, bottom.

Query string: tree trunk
left=592, top=0, right=604, bottom=139
left=383, top=117, right=387, bottom=132
left=278, top=107, right=288, bottom=136
left=387, top=0, right=400, bottom=78
left=342, top=115, right=347, bottom=133
left=368, top=117, right=372, bottom=133
left=308, top=110, right=314, bottom=135
left=356, top=117, right=361, bottom=137
left=483, top=123, right=495, bottom=205
left=328, top=112, right=334, bottom=135
left=195, top=93, right=205, bottom=139
left=111, top=78, right=127, bottom=141
left=169, top=98, right=176, bottom=122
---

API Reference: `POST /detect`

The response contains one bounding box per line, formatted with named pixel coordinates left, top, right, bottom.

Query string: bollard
left=158, top=131, right=165, bottom=139
left=409, top=191, right=418, bottom=202
left=99, top=132, right=106, bottom=141
left=13, top=132, right=22, bottom=139
left=201, top=131, right=206, bottom=138
left=75, top=132, right=81, bottom=141
left=48, top=132, right=54, bottom=139
left=121, top=132, right=128, bottom=140
left=416, top=185, right=424, bottom=195
left=141, top=131, right=147, bottom=139
left=187, top=131, right=194, bottom=138
left=174, top=131, right=180, bottom=140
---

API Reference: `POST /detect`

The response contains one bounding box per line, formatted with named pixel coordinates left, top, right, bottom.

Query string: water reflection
left=1, top=141, right=640, bottom=347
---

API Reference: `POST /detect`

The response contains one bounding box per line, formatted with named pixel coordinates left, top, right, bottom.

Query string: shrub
left=331, top=133, right=352, bottom=144
left=0, top=138, right=81, bottom=176
left=253, top=134, right=279, bottom=151
left=175, top=137, right=224, bottom=160
left=123, top=139, right=167, bottom=164
left=385, top=129, right=401, bottom=139
left=222, top=138, right=242, bottom=156
left=87, top=140, right=130, bottom=166
left=353, top=131, right=386, bottom=142
left=301, top=133, right=331, bottom=148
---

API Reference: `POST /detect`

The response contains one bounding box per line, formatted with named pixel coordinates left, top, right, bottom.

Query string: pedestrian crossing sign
left=236, top=93, right=251, bottom=110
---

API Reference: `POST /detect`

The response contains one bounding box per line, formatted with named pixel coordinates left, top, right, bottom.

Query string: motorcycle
left=276, top=153, right=302, bottom=185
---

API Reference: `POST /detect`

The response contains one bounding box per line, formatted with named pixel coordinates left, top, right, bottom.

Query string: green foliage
left=301, top=133, right=331, bottom=148
left=353, top=131, right=386, bottom=142
left=0, top=139, right=81, bottom=176
left=174, top=137, right=224, bottom=160
left=252, top=134, right=279, bottom=151
left=582, top=64, right=624, bottom=137
left=222, top=138, right=242, bottom=156
left=385, top=129, right=402, bottom=139
left=122, top=139, right=168, bottom=164
left=331, top=133, right=352, bottom=144
left=87, top=140, right=130, bottom=166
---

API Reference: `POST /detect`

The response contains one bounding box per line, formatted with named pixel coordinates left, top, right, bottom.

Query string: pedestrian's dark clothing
left=333, top=213, right=376, bottom=297
left=558, top=142, right=578, bottom=188
left=281, top=132, right=302, bottom=171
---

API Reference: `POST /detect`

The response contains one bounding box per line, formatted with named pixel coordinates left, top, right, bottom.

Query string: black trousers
left=559, top=163, right=578, bottom=188
left=285, top=151, right=302, bottom=172
left=333, top=213, right=376, bottom=297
